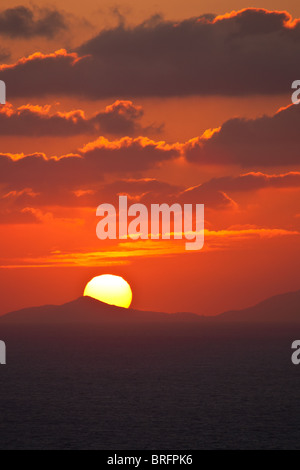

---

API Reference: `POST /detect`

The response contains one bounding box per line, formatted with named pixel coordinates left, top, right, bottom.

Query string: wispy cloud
left=1, top=227, right=298, bottom=268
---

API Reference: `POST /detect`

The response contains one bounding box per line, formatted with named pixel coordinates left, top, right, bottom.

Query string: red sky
left=0, top=1, right=299, bottom=316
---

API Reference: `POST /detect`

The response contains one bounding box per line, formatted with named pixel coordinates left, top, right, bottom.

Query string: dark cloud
left=2, top=166, right=299, bottom=221
left=92, top=100, right=163, bottom=136
left=185, top=104, right=300, bottom=167
left=178, top=186, right=235, bottom=208
left=72, top=177, right=232, bottom=209
left=0, top=138, right=179, bottom=192
left=196, top=172, right=300, bottom=193
left=0, top=104, right=91, bottom=136
left=0, top=47, right=10, bottom=63
left=0, top=173, right=232, bottom=213
left=0, top=178, right=180, bottom=212
left=0, top=6, right=67, bottom=39
left=102, top=178, right=180, bottom=200
left=1, top=8, right=300, bottom=98
left=79, top=137, right=179, bottom=173
left=0, top=101, right=162, bottom=137
left=66, top=179, right=182, bottom=208
left=77, top=7, right=300, bottom=96
left=179, top=172, right=300, bottom=206
left=1, top=9, right=300, bottom=97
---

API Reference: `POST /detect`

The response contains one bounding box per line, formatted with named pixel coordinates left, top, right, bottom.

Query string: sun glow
left=83, top=274, right=132, bottom=308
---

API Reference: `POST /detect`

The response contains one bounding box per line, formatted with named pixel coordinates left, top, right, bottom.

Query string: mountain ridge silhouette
left=0, top=295, right=203, bottom=324
left=0, top=289, right=300, bottom=324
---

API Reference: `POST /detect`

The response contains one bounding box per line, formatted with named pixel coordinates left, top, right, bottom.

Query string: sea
left=0, top=323, right=299, bottom=450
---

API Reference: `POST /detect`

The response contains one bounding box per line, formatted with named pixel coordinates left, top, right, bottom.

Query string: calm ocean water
left=0, top=324, right=299, bottom=450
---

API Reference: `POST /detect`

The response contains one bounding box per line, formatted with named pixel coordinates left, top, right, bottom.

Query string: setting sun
left=83, top=275, right=133, bottom=308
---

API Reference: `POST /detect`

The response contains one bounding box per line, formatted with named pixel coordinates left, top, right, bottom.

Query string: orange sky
left=0, top=2, right=299, bottom=316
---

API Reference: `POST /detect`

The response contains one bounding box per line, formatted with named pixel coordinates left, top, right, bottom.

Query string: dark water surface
left=0, top=324, right=299, bottom=449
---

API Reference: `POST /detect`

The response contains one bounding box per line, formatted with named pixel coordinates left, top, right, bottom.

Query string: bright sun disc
left=83, top=275, right=133, bottom=308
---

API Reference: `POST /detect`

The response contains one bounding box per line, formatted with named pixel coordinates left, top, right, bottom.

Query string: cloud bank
left=0, top=6, right=67, bottom=39
left=185, top=104, right=300, bottom=167
left=0, top=101, right=161, bottom=137
left=1, top=9, right=300, bottom=97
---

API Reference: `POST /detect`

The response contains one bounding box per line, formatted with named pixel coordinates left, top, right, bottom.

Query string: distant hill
left=218, top=289, right=300, bottom=323
left=0, top=296, right=204, bottom=324
left=0, top=289, right=300, bottom=324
